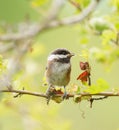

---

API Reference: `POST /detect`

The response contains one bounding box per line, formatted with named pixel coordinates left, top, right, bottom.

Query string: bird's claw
left=46, top=90, right=55, bottom=105
left=62, top=92, right=69, bottom=100
left=46, top=95, right=51, bottom=105
left=46, top=86, right=56, bottom=105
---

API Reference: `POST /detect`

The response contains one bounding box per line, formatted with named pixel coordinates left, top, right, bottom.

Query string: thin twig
left=110, top=32, right=119, bottom=45
left=0, top=89, right=47, bottom=98
left=89, top=96, right=108, bottom=108
left=115, top=32, right=119, bottom=45
left=69, top=0, right=82, bottom=11
left=88, top=74, right=91, bottom=86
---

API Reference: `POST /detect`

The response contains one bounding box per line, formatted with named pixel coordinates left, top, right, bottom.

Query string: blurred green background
left=0, top=0, right=119, bottom=130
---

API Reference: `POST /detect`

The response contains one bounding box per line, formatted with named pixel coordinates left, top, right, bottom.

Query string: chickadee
left=45, top=48, right=74, bottom=104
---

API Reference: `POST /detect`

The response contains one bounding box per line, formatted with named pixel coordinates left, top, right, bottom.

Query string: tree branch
left=0, top=0, right=101, bottom=41
left=1, top=89, right=119, bottom=99
left=0, top=89, right=47, bottom=98
left=0, top=42, right=15, bottom=53
left=50, top=0, right=100, bottom=26
left=0, top=0, right=65, bottom=42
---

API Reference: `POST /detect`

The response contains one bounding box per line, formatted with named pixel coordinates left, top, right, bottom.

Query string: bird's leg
left=62, top=86, right=68, bottom=100
left=46, top=85, right=51, bottom=96
left=46, top=95, right=51, bottom=105
left=46, top=85, right=54, bottom=105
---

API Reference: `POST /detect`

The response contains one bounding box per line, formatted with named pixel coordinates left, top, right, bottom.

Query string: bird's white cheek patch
left=48, top=54, right=67, bottom=61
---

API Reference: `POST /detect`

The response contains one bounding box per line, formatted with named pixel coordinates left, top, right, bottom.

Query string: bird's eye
left=61, top=51, right=68, bottom=55
left=62, top=51, right=66, bottom=55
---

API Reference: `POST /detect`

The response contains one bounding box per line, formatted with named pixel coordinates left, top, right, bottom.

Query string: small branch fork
left=89, top=96, right=108, bottom=108
left=1, top=89, right=119, bottom=99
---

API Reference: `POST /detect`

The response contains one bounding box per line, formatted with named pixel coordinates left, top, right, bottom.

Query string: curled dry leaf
left=53, top=88, right=64, bottom=95
left=77, top=61, right=91, bottom=85
left=80, top=62, right=89, bottom=70
left=51, top=88, right=64, bottom=103
left=77, top=71, right=90, bottom=82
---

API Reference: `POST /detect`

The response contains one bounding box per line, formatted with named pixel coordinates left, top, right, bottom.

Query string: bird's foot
left=46, top=95, right=51, bottom=105
left=46, top=87, right=55, bottom=105
left=62, top=92, right=69, bottom=100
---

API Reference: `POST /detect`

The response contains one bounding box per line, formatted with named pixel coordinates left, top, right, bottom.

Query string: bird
left=45, top=48, right=74, bottom=104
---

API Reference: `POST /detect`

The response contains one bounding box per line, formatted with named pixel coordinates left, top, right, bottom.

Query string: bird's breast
left=46, top=62, right=71, bottom=86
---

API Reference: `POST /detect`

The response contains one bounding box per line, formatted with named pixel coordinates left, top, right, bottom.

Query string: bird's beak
left=67, top=53, right=75, bottom=57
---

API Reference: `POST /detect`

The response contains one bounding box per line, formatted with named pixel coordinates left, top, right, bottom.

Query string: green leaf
left=90, top=48, right=106, bottom=62
left=102, top=30, right=116, bottom=45
left=73, top=95, right=82, bottom=103
left=89, top=18, right=111, bottom=33
left=84, top=79, right=109, bottom=94
left=52, top=96, right=63, bottom=104
left=75, top=0, right=90, bottom=7
left=79, top=37, right=89, bottom=44
left=31, top=0, right=48, bottom=7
